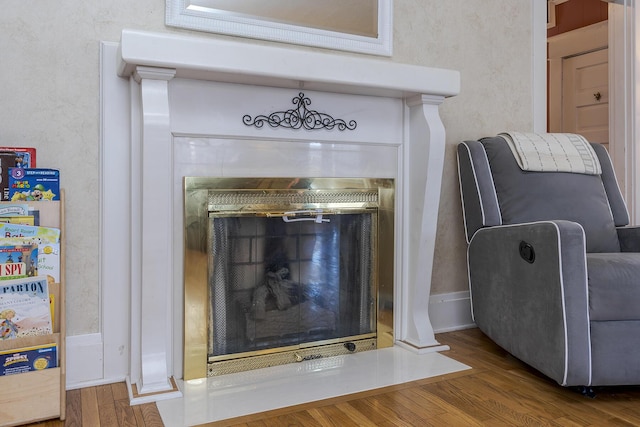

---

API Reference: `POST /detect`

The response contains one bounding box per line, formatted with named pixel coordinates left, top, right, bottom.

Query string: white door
left=562, top=48, right=609, bottom=149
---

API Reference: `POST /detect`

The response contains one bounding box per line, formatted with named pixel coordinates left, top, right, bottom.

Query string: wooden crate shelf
left=0, top=196, right=65, bottom=427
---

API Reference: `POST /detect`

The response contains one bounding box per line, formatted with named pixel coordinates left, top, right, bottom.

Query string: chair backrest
left=457, top=136, right=629, bottom=253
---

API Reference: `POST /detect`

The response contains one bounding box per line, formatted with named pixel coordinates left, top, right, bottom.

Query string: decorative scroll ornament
left=243, top=92, right=357, bottom=131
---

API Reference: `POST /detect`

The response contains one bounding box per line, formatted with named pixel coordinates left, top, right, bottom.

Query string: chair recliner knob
left=519, top=241, right=536, bottom=264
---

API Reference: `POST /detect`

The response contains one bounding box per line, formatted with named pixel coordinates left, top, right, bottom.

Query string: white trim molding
left=534, top=0, right=548, bottom=132
left=99, top=41, right=133, bottom=387
left=608, top=0, right=639, bottom=224
left=429, top=291, right=475, bottom=334
left=65, top=333, right=105, bottom=389
left=547, top=0, right=569, bottom=29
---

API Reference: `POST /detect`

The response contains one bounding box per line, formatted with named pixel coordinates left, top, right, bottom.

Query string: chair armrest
left=617, top=226, right=640, bottom=252
left=468, top=220, right=591, bottom=386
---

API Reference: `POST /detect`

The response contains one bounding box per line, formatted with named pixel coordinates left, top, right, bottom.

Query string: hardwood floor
left=23, top=328, right=640, bottom=426
left=22, top=381, right=164, bottom=427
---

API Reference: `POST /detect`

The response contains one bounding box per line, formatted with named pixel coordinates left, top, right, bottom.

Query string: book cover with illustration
left=37, top=243, right=60, bottom=284
left=0, top=204, right=29, bottom=217
left=0, top=245, right=38, bottom=280
left=8, top=168, right=59, bottom=202
left=0, top=222, right=60, bottom=243
left=0, top=154, right=26, bottom=201
left=0, top=200, right=61, bottom=228
left=0, top=343, right=57, bottom=376
left=0, top=216, right=35, bottom=225
left=0, top=240, right=58, bottom=284
left=0, top=224, right=60, bottom=284
left=0, top=276, right=52, bottom=339
left=0, top=148, right=36, bottom=169
left=0, top=203, right=34, bottom=225
left=0, top=149, right=35, bottom=201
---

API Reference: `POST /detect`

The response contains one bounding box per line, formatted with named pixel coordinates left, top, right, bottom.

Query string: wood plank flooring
left=22, top=381, right=164, bottom=427
left=22, top=327, right=640, bottom=426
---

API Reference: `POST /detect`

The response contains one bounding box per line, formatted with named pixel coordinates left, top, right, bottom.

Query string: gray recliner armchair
left=457, top=134, right=640, bottom=389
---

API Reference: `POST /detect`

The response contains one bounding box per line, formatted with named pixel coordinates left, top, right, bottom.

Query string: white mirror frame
left=165, top=0, right=393, bottom=56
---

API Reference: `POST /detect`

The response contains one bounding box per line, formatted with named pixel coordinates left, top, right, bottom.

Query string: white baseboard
left=66, top=333, right=105, bottom=390
left=429, top=291, right=475, bottom=333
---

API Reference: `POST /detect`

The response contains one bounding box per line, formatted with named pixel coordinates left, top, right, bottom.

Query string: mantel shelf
left=117, top=29, right=460, bottom=99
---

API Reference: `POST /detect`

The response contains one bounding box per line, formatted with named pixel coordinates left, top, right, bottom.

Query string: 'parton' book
left=0, top=276, right=52, bottom=340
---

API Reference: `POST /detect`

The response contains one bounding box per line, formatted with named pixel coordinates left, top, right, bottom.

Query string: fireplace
left=114, top=29, right=460, bottom=402
left=183, top=177, right=394, bottom=379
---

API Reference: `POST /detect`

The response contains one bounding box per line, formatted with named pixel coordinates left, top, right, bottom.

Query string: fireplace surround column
left=131, top=66, right=181, bottom=397
left=401, top=94, right=447, bottom=351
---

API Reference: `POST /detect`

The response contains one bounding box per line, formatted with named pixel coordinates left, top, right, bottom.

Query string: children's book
left=0, top=276, right=52, bottom=339
left=0, top=148, right=36, bottom=168
left=0, top=222, right=60, bottom=243
left=0, top=217, right=35, bottom=225
left=8, top=168, right=59, bottom=201
left=37, top=243, right=60, bottom=284
left=0, top=149, right=36, bottom=200
left=0, top=240, right=58, bottom=283
left=0, top=343, right=57, bottom=376
left=0, top=245, right=38, bottom=279
left=0, top=154, right=25, bottom=201
left=0, top=224, right=60, bottom=285
left=49, top=293, right=55, bottom=326
left=27, top=207, right=40, bottom=226
left=0, top=204, right=29, bottom=217
left=0, top=203, right=37, bottom=225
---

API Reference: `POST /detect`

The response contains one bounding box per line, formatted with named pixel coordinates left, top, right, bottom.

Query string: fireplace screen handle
left=282, top=209, right=331, bottom=224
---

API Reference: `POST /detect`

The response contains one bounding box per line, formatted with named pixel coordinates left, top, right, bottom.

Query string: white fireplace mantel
left=117, top=30, right=459, bottom=99
left=113, top=29, right=460, bottom=403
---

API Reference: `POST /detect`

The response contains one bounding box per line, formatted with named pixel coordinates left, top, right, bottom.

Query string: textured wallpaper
left=393, top=0, right=534, bottom=295
left=0, top=0, right=533, bottom=336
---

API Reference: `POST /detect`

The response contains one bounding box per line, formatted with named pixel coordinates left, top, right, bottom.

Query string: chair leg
left=572, top=386, right=596, bottom=398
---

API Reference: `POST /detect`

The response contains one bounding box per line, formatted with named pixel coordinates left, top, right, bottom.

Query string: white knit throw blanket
left=498, top=132, right=602, bottom=175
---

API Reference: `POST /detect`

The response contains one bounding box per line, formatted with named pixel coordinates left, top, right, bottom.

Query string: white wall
left=0, top=0, right=541, bottom=387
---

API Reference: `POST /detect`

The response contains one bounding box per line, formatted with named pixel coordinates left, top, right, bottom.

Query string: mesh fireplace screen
left=183, top=177, right=394, bottom=378
left=208, top=214, right=374, bottom=357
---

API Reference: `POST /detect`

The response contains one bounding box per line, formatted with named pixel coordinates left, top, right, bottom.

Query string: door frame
left=607, top=1, right=639, bottom=224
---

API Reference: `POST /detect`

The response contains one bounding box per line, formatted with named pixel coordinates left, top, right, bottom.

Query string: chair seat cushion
left=588, top=253, right=640, bottom=321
